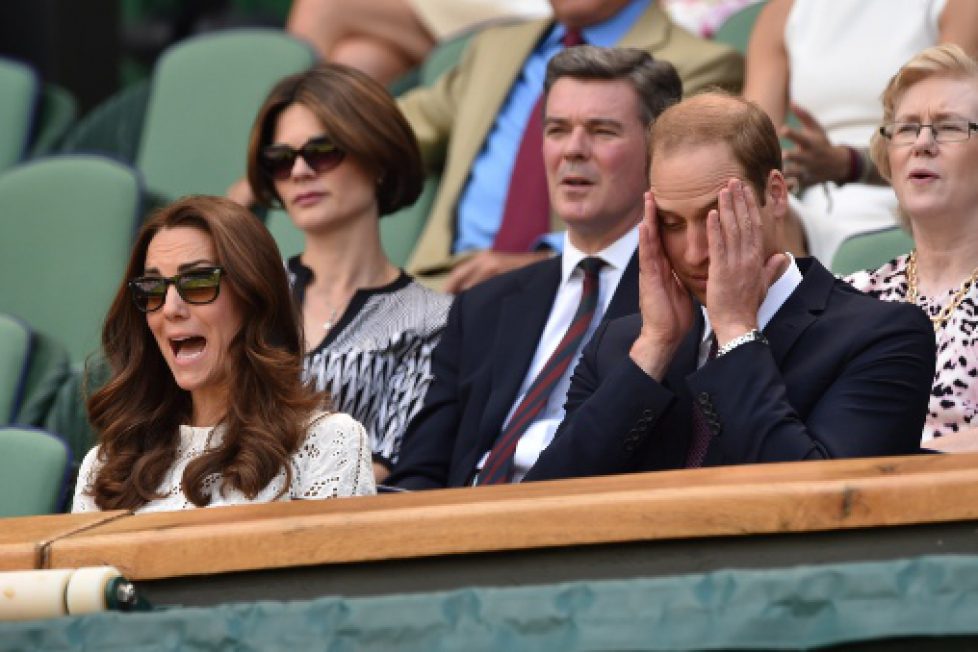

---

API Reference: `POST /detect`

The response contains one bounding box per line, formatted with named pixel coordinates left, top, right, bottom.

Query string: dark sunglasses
left=129, top=266, right=224, bottom=313
left=260, top=136, right=346, bottom=180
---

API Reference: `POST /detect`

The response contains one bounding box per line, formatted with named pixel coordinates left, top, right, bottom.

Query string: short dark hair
left=649, top=92, right=782, bottom=203
left=544, top=45, right=683, bottom=125
left=247, top=63, right=423, bottom=215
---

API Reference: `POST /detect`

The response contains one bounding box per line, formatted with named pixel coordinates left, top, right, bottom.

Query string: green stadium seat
left=713, top=1, right=766, bottom=54
left=0, top=56, right=40, bottom=173
left=0, top=426, right=70, bottom=516
left=831, top=226, right=915, bottom=276
left=136, top=29, right=316, bottom=202
left=0, top=314, right=32, bottom=425
left=0, top=156, right=142, bottom=364
left=30, top=83, right=79, bottom=157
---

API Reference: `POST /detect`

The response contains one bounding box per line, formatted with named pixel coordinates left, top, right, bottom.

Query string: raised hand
left=781, top=103, right=851, bottom=191
left=705, top=179, right=787, bottom=347
left=629, top=191, right=693, bottom=380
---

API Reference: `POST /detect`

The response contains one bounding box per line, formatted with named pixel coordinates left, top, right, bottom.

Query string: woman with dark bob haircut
left=72, top=196, right=375, bottom=512
left=245, top=63, right=450, bottom=483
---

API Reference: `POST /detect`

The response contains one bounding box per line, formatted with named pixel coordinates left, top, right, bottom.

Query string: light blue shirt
left=453, top=0, right=651, bottom=255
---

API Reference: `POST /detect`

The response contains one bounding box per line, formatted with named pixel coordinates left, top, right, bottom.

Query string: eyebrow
left=894, top=111, right=968, bottom=122
left=143, top=259, right=217, bottom=275
left=655, top=198, right=720, bottom=222
left=544, top=117, right=625, bottom=129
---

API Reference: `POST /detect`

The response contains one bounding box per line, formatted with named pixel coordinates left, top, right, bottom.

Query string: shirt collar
left=548, top=0, right=651, bottom=48
left=700, top=252, right=803, bottom=344
left=560, top=225, right=639, bottom=284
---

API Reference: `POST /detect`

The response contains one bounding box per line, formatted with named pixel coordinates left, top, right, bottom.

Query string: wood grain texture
left=36, top=453, right=978, bottom=579
left=0, top=512, right=127, bottom=571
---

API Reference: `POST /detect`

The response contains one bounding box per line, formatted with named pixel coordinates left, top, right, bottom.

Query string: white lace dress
left=72, top=411, right=375, bottom=513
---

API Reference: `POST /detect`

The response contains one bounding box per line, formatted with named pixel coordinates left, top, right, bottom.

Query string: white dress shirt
left=476, top=226, right=639, bottom=482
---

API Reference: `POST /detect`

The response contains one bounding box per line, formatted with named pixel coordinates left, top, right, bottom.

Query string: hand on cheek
left=706, top=179, right=786, bottom=347
left=630, top=191, right=694, bottom=380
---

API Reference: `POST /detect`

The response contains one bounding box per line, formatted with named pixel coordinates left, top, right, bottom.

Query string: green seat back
left=44, top=354, right=111, bottom=473
left=0, top=156, right=142, bottom=364
left=0, top=56, right=40, bottom=173
left=30, top=83, right=79, bottom=157
left=0, top=426, right=70, bottom=516
left=265, top=208, right=305, bottom=260
left=137, top=29, right=316, bottom=202
left=381, top=176, right=439, bottom=267
left=0, top=314, right=32, bottom=425
left=16, top=330, right=72, bottom=428
left=714, top=1, right=767, bottom=54
left=59, top=79, right=151, bottom=163
left=831, top=226, right=915, bottom=276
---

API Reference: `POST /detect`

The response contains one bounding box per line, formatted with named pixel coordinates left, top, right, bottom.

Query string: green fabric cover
left=714, top=2, right=766, bottom=54
left=29, top=84, right=78, bottom=157
left=831, top=227, right=916, bottom=276
left=3, top=555, right=978, bottom=650
left=0, top=313, right=31, bottom=425
left=0, top=156, right=141, bottom=364
left=43, top=355, right=112, bottom=476
left=136, top=29, right=315, bottom=202
left=0, top=426, right=69, bottom=516
left=0, top=57, right=39, bottom=173
left=59, top=80, right=151, bottom=164
left=13, top=330, right=71, bottom=428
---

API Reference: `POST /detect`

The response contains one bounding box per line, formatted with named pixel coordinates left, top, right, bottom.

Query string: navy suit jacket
left=388, top=252, right=639, bottom=489
left=524, top=258, right=937, bottom=481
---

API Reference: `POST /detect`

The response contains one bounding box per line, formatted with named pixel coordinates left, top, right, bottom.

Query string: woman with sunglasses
left=846, top=45, right=978, bottom=452
left=246, top=64, right=450, bottom=483
left=72, top=196, right=375, bottom=512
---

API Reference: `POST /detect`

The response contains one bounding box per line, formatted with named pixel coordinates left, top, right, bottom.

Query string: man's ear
left=765, top=169, right=789, bottom=218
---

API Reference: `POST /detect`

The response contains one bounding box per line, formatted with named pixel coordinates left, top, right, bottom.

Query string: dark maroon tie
left=478, top=256, right=603, bottom=484
left=686, top=334, right=718, bottom=468
left=492, top=29, right=585, bottom=253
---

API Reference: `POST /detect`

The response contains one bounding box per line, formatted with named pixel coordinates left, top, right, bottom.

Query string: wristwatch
left=716, top=329, right=768, bottom=357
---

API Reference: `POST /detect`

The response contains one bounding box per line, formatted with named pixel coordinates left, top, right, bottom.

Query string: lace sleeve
left=71, top=445, right=101, bottom=512
left=291, top=412, right=376, bottom=499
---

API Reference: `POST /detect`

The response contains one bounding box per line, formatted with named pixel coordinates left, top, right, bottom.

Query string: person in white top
left=72, top=196, right=374, bottom=514
left=745, top=0, right=978, bottom=263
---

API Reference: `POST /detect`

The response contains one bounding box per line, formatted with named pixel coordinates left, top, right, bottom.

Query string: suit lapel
left=604, top=252, right=639, bottom=322
left=477, top=260, right=562, bottom=452
left=763, top=258, right=832, bottom=366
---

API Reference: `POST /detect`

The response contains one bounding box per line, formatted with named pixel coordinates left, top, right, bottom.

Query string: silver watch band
left=716, top=329, right=768, bottom=357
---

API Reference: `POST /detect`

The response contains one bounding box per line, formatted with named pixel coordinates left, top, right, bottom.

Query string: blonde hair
left=871, top=44, right=978, bottom=180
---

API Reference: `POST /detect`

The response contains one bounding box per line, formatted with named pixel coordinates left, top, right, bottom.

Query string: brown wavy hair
left=87, top=195, right=322, bottom=510
left=246, top=62, right=424, bottom=215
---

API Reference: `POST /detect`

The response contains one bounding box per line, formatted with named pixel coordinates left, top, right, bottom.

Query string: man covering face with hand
left=525, top=92, right=936, bottom=481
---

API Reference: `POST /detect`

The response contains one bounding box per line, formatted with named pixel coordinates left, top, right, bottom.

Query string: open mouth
left=170, top=336, right=207, bottom=361
left=562, top=177, right=593, bottom=187
left=908, top=170, right=938, bottom=181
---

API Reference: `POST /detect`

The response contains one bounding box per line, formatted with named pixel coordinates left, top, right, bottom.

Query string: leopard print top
left=846, top=254, right=978, bottom=442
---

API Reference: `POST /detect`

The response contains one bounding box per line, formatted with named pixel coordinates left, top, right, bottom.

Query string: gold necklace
left=905, top=250, right=978, bottom=332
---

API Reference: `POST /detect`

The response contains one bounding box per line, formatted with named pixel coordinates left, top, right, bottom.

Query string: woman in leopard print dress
left=845, top=45, right=978, bottom=451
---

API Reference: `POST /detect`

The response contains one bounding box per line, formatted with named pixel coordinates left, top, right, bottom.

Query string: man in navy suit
left=525, top=92, right=936, bottom=481
left=388, top=47, right=683, bottom=488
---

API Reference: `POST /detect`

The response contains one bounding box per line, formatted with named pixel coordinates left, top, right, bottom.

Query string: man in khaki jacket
left=399, top=0, right=743, bottom=291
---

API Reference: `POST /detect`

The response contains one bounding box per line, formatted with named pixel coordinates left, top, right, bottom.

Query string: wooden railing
left=4, top=453, right=978, bottom=588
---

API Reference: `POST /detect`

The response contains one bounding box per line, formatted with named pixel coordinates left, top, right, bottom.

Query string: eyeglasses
left=879, top=119, right=978, bottom=146
left=129, top=267, right=224, bottom=313
left=259, top=136, right=345, bottom=180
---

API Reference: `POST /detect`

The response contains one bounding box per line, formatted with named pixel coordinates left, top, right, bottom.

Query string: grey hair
left=543, top=45, right=683, bottom=125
